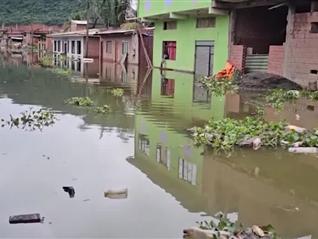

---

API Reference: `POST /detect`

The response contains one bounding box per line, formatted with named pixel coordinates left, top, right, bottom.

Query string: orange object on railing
left=215, top=62, right=235, bottom=80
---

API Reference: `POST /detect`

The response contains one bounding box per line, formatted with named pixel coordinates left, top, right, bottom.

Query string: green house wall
left=152, top=16, right=229, bottom=73
left=138, top=0, right=212, bottom=18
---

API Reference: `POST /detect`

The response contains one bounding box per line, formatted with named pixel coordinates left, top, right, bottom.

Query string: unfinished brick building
left=215, top=0, right=318, bottom=87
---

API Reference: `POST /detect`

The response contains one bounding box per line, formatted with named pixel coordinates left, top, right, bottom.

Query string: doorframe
left=194, top=40, right=215, bottom=77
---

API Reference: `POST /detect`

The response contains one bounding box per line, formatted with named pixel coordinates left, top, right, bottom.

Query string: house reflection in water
left=129, top=69, right=318, bottom=238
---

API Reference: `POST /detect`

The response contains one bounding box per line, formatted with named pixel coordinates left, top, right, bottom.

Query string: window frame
left=162, top=41, right=177, bottom=61
left=106, top=40, right=113, bottom=54
left=163, top=21, right=177, bottom=30
left=196, top=17, right=216, bottom=28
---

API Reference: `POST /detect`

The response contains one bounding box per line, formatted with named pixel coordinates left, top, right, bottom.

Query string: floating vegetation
left=190, top=117, right=318, bottom=152
left=266, top=89, right=318, bottom=110
left=185, top=212, right=279, bottom=239
left=65, top=97, right=94, bottom=107
left=39, top=54, right=53, bottom=67
left=52, top=68, right=72, bottom=77
left=200, top=76, right=238, bottom=97
left=111, top=88, right=124, bottom=97
left=94, top=105, right=111, bottom=114
left=1, top=108, right=56, bottom=131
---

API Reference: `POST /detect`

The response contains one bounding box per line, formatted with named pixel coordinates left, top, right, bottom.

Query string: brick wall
left=229, top=44, right=245, bottom=70
left=268, top=45, right=285, bottom=75
left=285, top=12, right=318, bottom=86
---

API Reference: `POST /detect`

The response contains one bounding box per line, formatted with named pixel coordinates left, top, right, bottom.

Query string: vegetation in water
left=52, top=68, right=72, bottom=77
left=193, top=212, right=279, bottom=239
left=111, top=88, right=124, bottom=97
left=266, top=89, right=318, bottom=110
left=65, top=97, right=94, bottom=107
left=94, top=105, right=111, bottom=114
left=200, top=76, right=238, bottom=97
left=0, top=108, right=56, bottom=131
left=39, top=54, right=53, bottom=68
left=191, top=116, right=318, bottom=152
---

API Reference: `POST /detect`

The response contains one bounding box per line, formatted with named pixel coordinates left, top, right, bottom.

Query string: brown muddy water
left=0, top=54, right=318, bottom=238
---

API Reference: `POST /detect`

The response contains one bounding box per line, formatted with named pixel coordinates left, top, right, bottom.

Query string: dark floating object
left=63, top=186, right=75, bottom=198
left=104, top=188, right=128, bottom=199
left=9, top=213, right=42, bottom=224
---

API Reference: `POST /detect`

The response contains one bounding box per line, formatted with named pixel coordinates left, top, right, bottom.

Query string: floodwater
left=1, top=53, right=318, bottom=238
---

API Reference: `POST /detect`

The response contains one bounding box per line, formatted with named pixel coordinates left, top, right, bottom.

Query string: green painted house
left=137, top=0, right=229, bottom=76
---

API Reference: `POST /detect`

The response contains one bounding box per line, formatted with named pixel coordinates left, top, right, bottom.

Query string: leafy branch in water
left=1, top=108, right=56, bottom=131
left=200, top=76, right=238, bottom=97
left=111, top=88, right=124, bottom=97
left=190, top=117, right=318, bottom=152
left=65, top=97, right=94, bottom=107
left=193, top=212, right=279, bottom=239
left=266, top=89, right=318, bottom=110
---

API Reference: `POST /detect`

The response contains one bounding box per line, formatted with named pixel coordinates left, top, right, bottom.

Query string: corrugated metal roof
left=48, top=29, right=101, bottom=38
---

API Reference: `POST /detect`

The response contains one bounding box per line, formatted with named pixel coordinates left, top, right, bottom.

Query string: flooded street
left=1, top=56, right=318, bottom=238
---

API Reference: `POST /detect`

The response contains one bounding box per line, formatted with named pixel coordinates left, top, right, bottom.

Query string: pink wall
left=268, top=45, right=285, bottom=76
left=87, top=37, right=100, bottom=58
left=285, top=12, right=318, bottom=86
left=229, top=44, right=245, bottom=70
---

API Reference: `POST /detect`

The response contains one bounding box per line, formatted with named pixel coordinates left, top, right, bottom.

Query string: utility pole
left=85, top=0, right=89, bottom=58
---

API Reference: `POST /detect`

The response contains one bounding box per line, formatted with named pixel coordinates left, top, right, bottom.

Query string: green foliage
left=74, top=0, right=131, bottom=27
left=200, top=76, right=238, bottom=97
left=111, top=88, right=124, bottom=97
left=191, top=117, right=318, bottom=152
left=39, top=54, right=53, bottom=67
left=94, top=104, right=111, bottom=114
left=1, top=108, right=56, bottom=131
left=52, top=68, right=72, bottom=77
left=197, top=212, right=279, bottom=239
left=266, top=89, right=318, bottom=110
left=65, top=97, right=94, bottom=107
left=0, top=0, right=82, bottom=25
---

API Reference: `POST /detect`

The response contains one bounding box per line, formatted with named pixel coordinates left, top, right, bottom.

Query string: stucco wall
left=153, top=15, right=229, bottom=73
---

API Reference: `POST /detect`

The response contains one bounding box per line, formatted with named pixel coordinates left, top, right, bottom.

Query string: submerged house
left=49, top=29, right=101, bottom=60
left=97, top=28, right=153, bottom=66
left=215, top=0, right=318, bottom=87
left=137, top=0, right=229, bottom=76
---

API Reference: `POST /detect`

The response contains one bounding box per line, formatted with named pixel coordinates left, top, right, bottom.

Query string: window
left=163, top=21, right=177, bottom=30
left=161, top=78, right=175, bottom=97
left=196, top=17, right=216, bottom=28
left=106, top=41, right=112, bottom=54
left=71, top=41, right=75, bottom=54
left=57, top=40, right=61, bottom=52
left=156, top=145, right=171, bottom=170
left=178, top=158, right=197, bottom=185
left=54, top=40, right=57, bottom=52
left=122, top=41, right=129, bottom=55
left=162, top=41, right=176, bottom=60
left=138, top=134, right=150, bottom=156
left=77, top=41, right=81, bottom=54
left=310, top=22, right=318, bottom=33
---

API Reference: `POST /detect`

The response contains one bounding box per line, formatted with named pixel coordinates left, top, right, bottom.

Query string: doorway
left=194, top=40, right=214, bottom=77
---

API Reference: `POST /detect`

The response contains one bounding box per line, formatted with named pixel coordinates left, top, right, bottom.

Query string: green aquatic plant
left=94, top=105, right=111, bottom=114
left=65, top=97, right=94, bottom=107
left=52, top=68, right=72, bottom=77
left=200, top=76, right=238, bottom=97
left=266, top=89, right=318, bottom=110
left=39, top=54, right=53, bottom=67
left=193, top=212, right=279, bottom=239
left=191, top=117, right=318, bottom=152
left=111, top=88, right=124, bottom=97
left=1, top=108, right=56, bottom=131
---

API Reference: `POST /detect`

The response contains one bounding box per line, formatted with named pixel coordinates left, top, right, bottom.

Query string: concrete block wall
left=268, top=45, right=285, bottom=76
left=229, top=44, right=245, bottom=70
left=285, top=12, right=318, bottom=86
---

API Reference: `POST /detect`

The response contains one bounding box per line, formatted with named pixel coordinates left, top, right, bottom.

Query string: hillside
left=0, top=0, right=82, bottom=25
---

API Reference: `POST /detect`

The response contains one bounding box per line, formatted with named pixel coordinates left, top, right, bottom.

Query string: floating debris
left=63, top=186, right=75, bottom=198
left=288, top=147, right=318, bottom=154
left=1, top=108, right=56, bottom=131
left=104, top=188, right=128, bottom=199
left=9, top=213, right=42, bottom=224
